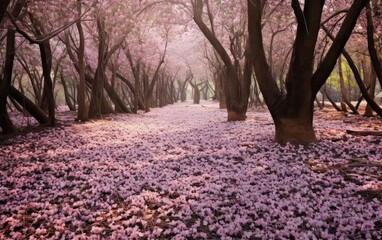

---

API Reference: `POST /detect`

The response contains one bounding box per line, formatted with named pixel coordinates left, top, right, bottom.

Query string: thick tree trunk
left=274, top=115, right=316, bottom=144
left=0, top=30, right=17, bottom=134
left=248, top=0, right=324, bottom=143
left=249, top=0, right=368, bottom=144
left=145, top=59, right=165, bottom=112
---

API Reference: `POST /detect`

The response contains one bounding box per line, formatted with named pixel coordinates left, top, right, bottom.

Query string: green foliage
left=326, top=58, right=357, bottom=91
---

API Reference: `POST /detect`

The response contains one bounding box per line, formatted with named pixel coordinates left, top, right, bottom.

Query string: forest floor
left=0, top=100, right=382, bottom=239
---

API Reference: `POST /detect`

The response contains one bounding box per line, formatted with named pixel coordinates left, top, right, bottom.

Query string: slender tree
left=191, top=0, right=252, bottom=121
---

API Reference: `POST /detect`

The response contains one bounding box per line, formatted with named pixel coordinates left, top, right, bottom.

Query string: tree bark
left=364, top=67, right=377, bottom=116
left=248, top=0, right=324, bottom=143
left=0, top=0, right=11, bottom=24
left=189, top=81, right=203, bottom=104
left=366, top=2, right=382, bottom=88
left=76, top=0, right=88, bottom=121
left=0, top=0, right=28, bottom=134
left=180, top=81, right=188, bottom=102
left=38, top=40, right=56, bottom=126
left=103, top=78, right=131, bottom=113
left=0, top=30, right=17, bottom=134
left=89, top=17, right=108, bottom=118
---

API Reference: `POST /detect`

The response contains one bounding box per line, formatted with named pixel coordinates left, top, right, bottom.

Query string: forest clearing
left=1, top=101, right=381, bottom=239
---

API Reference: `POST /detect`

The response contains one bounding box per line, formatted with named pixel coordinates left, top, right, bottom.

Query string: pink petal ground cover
left=1, top=101, right=381, bottom=239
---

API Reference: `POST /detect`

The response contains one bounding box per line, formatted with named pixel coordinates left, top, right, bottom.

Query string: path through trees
left=0, top=101, right=381, bottom=238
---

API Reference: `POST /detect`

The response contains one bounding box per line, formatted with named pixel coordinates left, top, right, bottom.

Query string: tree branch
left=312, top=0, right=370, bottom=94
left=7, top=5, right=92, bottom=44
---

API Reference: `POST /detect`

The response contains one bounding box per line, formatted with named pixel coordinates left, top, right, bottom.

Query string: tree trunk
left=274, top=113, right=316, bottom=144
left=323, top=86, right=342, bottom=111
left=190, top=81, right=202, bottom=104
left=103, top=78, right=131, bottom=113
left=249, top=0, right=366, bottom=144
left=143, top=73, right=150, bottom=112
left=364, top=67, right=376, bottom=116
left=76, top=0, right=88, bottom=121
left=133, top=64, right=140, bottom=113
left=116, top=72, right=145, bottom=110
left=339, top=57, right=348, bottom=112
left=213, top=70, right=227, bottom=109
left=60, top=74, right=76, bottom=111
left=338, top=56, right=358, bottom=114
left=0, top=0, right=28, bottom=134
left=39, top=40, right=56, bottom=126
left=0, top=0, right=11, bottom=24
left=180, top=80, right=188, bottom=102
left=9, top=86, right=48, bottom=124
left=192, top=0, right=248, bottom=120
left=366, top=2, right=382, bottom=88
left=0, top=30, right=17, bottom=134
left=89, top=17, right=108, bottom=118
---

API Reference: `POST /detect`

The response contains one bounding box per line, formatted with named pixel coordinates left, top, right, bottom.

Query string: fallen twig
left=346, top=130, right=382, bottom=136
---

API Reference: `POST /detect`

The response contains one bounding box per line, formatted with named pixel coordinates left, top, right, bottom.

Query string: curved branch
left=321, top=25, right=382, bottom=118
left=7, top=5, right=92, bottom=44
left=312, top=0, right=370, bottom=94
left=248, top=0, right=283, bottom=111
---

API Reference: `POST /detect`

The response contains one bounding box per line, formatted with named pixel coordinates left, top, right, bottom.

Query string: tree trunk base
left=0, top=115, right=17, bottom=135
left=275, top=118, right=317, bottom=144
left=227, top=111, right=246, bottom=121
left=219, top=100, right=226, bottom=109
left=364, top=105, right=374, bottom=117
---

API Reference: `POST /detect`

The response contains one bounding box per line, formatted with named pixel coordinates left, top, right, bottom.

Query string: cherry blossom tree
left=248, top=0, right=370, bottom=144
left=0, top=0, right=28, bottom=133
